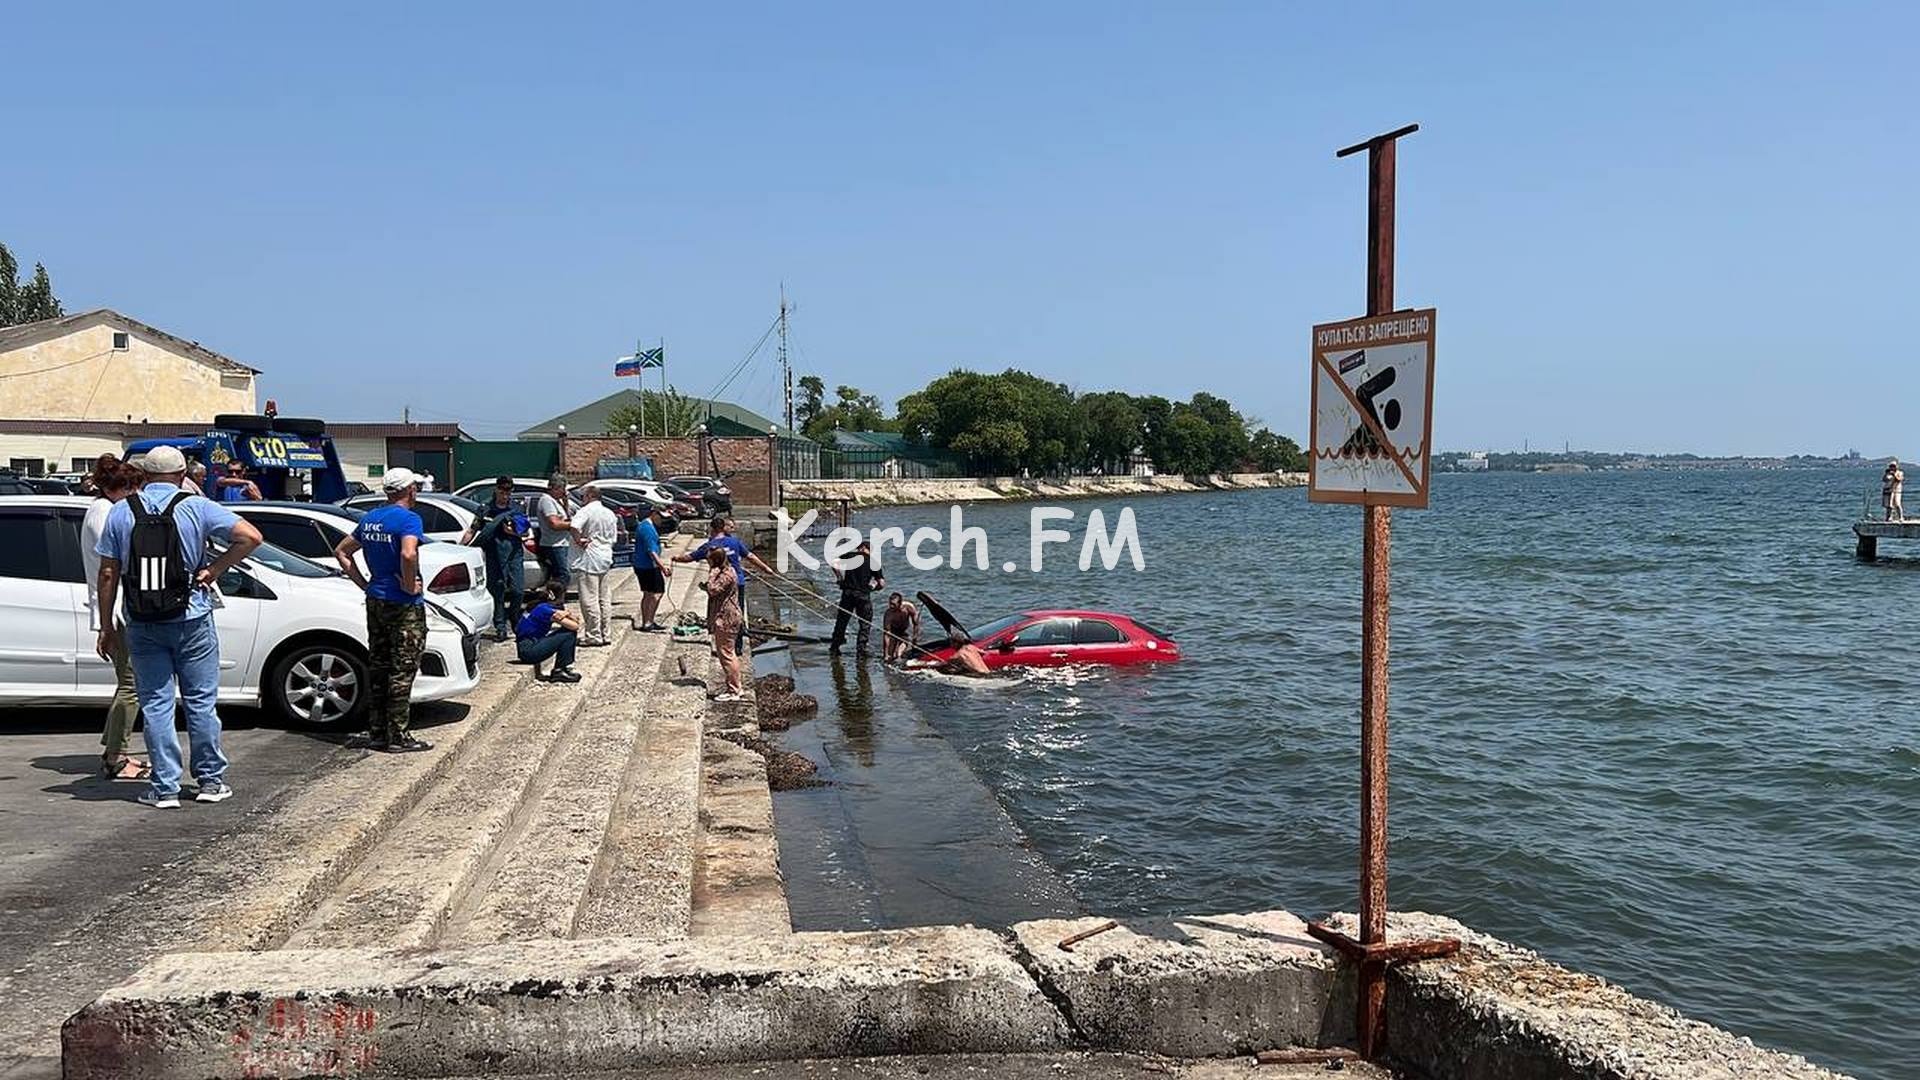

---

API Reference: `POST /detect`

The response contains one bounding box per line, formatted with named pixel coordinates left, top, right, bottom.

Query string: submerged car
left=908, top=592, right=1180, bottom=670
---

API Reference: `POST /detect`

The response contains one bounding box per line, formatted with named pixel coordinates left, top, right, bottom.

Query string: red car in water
left=910, top=593, right=1180, bottom=670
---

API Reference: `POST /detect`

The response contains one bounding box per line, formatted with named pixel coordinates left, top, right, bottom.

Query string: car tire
left=267, top=639, right=371, bottom=729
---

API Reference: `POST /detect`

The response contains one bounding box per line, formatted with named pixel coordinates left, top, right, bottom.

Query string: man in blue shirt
left=461, top=476, right=526, bottom=641
left=333, top=468, right=431, bottom=753
left=673, top=516, right=775, bottom=651
left=633, top=504, right=671, bottom=631
left=94, top=445, right=263, bottom=809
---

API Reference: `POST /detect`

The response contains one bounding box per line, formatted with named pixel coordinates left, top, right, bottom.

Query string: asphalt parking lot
left=0, top=699, right=471, bottom=1080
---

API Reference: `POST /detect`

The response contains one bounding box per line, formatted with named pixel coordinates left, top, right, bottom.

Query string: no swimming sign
left=1308, top=308, right=1436, bottom=508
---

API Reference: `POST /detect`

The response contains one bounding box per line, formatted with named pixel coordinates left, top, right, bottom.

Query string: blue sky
left=3, top=3, right=1914, bottom=454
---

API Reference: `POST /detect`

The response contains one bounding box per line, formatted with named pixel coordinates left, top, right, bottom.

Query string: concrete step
left=191, top=641, right=551, bottom=954
left=281, top=579, right=642, bottom=951
left=691, top=653, right=792, bottom=938
left=570, top=568, right=711, bottom=940
left=444, top=587, right=686, bottom=945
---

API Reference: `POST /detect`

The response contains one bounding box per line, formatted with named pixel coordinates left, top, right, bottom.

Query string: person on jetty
left=699, top=546, right=746, bottom=702
left=1884, top=458, right=1905, bottom=522
left=882, top=592, right=920, bottom=664
left=936, top=630, right=992, bottom=676
left=675, top=517, right=777, bottom=652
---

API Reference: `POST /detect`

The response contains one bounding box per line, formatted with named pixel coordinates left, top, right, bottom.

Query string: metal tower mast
left=778, top=284, right=793, bottom=432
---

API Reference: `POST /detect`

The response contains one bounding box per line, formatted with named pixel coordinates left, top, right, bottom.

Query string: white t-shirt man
left=570, top=500, right=619, bottom=575
left=535, top=491, right=572, bottom=549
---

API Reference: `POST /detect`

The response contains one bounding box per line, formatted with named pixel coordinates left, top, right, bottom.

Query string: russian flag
left=614, top=357, right=642, bottom=377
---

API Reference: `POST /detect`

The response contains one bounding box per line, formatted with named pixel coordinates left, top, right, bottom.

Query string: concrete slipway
left=32, top=540, right=1857, bottom=1079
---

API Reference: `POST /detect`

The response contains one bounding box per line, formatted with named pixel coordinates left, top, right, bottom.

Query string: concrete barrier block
left=62, top=926, right=1071, bottom=1079
left=1315, top=912, right=1853, bottom=1080
left=1008, top=911, right=1349, bottom=1057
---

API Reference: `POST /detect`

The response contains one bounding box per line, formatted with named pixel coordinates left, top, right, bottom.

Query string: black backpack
left=124, top=492, right=195, bottom=622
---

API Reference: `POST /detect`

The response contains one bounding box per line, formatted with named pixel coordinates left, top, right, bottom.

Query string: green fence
left=453, top=441, right=558, bottom=487
left=820, top=445, right=973, bottom=480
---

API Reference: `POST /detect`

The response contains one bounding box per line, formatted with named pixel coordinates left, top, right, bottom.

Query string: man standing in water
left=828, top=539, right=884, bottom=656
left=882, top=591, right=920, bottom=663
left=1884, top=458, right=1905, bottom=522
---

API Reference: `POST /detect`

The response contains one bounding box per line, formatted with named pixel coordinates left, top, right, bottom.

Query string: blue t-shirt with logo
left=355, top=504, right=426, bottom=604
left=517, top=602, right=558, bottom=641
left=636, top=519, right=662, bottom=562
left=689, top=535, right=749, bottom=585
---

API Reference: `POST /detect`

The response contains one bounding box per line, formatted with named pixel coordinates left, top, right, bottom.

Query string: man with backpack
left=93, top=445, right=263, bottom=809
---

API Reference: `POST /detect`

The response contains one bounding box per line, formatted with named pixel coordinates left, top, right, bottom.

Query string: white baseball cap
left=381, top=467, right=423, bottom=492
left=136, top=445, right=188, bottom=474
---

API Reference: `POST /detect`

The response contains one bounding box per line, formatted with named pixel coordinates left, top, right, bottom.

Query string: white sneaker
left=711, top=690, right=745, bottom=703
left=138, top=790, right=181, bottom=809
left=195, top=781, right=235, bottom=803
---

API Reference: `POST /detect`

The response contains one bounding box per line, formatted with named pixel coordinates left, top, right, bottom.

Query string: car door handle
left=1049, top=651, right=1070, bottom=658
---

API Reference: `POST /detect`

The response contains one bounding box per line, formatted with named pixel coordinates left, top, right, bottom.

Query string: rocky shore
left=782, top=472, right=1305, bottom=508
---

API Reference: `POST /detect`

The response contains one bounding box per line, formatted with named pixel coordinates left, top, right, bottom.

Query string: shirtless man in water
left=882, top=592, right=920, bottom=663
left=936, top=630, right=992, bottom=676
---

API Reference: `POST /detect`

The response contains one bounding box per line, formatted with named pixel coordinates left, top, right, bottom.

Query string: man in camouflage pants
left=333, top=468, right=435, bottom=752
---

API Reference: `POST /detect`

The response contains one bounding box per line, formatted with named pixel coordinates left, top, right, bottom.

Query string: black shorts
left=635, top=566, right=666, bottom=594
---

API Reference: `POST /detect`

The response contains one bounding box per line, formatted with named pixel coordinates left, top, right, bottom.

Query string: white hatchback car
left=0, top=496, right=480, bottom=728
left=229, top=502, right=494, bottom=634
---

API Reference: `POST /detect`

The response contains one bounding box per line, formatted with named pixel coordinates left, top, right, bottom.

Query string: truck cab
left=127, top=414, right=352, bottom=502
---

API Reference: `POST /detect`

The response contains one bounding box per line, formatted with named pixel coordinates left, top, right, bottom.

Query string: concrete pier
left=1852, top=518, right=1920, bottom=559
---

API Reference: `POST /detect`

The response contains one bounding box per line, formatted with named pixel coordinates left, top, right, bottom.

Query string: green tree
left=1077, top=391, right=1145, bottom=472
left=796, top=375, right=826, bottom=434
left=802, top=384, right=893, bottom=441
left=0, top=244, right=17, bottom=327
left=1248, top=428, right=1307, bottom=472
left=897, top=368, right=1081, bottom=475
left=1158, top=412, right=1216, bottom=475
left=605, top=386, right=711, bottom=436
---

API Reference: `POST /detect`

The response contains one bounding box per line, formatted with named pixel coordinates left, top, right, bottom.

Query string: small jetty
left=1853, top=519, right=1919, bottom=559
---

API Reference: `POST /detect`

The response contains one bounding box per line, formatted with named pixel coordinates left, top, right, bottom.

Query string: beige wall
left=0, top=323, right=257, bottom=423
left=331, top=436, right=390, bottom=481
left=0, top=433, right=122, bottom=475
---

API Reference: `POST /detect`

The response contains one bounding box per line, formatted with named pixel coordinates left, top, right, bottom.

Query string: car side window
left=1010, top=619, right=1074, bottom=647
left=252, top=516, right=332, bottom=559
left=1072, top=619, right=1126, bottom=644
left=0, top=509, right=73, bottom=582
left=414, top=503, right=457, bottom=533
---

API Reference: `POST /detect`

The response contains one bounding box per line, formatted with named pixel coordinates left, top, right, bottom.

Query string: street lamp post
left=556, top=424, right=568, bottom=481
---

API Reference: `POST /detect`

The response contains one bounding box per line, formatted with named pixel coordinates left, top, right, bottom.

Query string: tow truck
left=127, top=413, right=353, bottom=502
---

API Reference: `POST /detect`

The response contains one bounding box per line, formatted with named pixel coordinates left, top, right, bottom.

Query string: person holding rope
left=828, top=539, right=884, bottom=657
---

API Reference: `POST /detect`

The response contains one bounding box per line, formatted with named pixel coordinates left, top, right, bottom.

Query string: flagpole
left=659, top=338, right=667, bottom=437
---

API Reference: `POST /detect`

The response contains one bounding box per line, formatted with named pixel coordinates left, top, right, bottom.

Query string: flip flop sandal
left=103, top=757, right=151, bottom=781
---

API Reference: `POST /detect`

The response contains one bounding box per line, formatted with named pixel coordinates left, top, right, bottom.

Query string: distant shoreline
left=780, top=472, right=1305, bottom=507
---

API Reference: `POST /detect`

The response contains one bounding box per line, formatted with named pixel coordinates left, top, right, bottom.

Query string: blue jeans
left=487, top=545, right=525, bottom=634
left=537, top=546, right=571, bottom=591
left=517, top=630, right=577, bottom=671
left=127, top=615, right=226, bottom=798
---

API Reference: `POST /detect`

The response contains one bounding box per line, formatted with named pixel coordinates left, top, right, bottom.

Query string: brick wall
left=559, top=436, right=776, bottom=505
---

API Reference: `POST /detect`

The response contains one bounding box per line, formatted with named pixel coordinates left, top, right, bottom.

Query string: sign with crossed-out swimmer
left=1308, top=309, right=1436, bottom=508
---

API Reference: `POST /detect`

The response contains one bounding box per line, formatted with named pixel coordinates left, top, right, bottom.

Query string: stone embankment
left=64, top=909, right=1849, bottom=1079
left=782, top=472, right=1305, bottom=508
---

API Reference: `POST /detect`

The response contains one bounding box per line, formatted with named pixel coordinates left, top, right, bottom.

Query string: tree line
left=0, top=243, right=64, bottom=327
left=797, top=368, right=1306, bottom=476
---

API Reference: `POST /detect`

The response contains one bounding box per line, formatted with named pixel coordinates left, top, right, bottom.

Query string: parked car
left=588, top=484, right=680, bottom=537
left=0, top=496, right=480, bottom=727
left=229, top=502, right=494, bottom=633
left=590, top=479, right=699, bottom=520
left=445, top=479, right=645, bottom=564
left=908, top=593, right=1181, bottom=670
left=0, top=471, right=40, bottom=496
left=667, top=475, right=733, bottom=514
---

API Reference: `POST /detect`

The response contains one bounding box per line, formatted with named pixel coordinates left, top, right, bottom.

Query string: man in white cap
left=94, top=444, right=264, bottom=809
left=333, top=467, right=433, bottom=752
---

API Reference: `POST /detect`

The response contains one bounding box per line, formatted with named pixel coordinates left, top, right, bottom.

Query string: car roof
left=1016, top=610, right=1141, bottom=622
left=238, top=500, right=362, bottom=519
left=0, top=494, right=94, bottom=507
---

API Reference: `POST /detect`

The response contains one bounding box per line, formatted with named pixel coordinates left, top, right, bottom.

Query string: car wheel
left=268, top=640, right=370, bottom=729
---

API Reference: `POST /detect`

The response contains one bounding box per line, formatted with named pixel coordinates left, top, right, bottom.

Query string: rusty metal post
left=1350, top=123, right=1408, bottom=1060
left=1304, top=123, right=1458, bottom=1065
